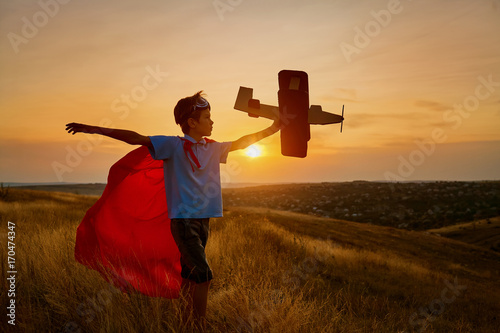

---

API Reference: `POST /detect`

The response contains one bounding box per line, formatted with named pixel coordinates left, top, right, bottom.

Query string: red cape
left=74, top=146, right=182, bottom=298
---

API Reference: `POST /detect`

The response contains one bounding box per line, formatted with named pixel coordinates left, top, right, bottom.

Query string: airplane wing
left=234, top=86, right=279, bottom=120
left=308, top=105, right=344, bottom=125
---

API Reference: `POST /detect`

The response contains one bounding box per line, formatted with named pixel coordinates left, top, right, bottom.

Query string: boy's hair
left=174, top=91, right=211, bottom=134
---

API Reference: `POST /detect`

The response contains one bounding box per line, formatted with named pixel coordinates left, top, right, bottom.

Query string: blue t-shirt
left=148, top=135, right=232, bottom=219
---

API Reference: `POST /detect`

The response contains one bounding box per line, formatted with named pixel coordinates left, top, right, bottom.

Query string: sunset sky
left=1, top=0, right=499, bottom=184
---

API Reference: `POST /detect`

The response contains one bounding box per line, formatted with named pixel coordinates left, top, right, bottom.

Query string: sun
left=245, top=144, right=262, bottom=158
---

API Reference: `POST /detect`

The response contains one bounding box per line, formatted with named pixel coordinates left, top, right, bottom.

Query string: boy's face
left=190, top=108, right=213, bottom=138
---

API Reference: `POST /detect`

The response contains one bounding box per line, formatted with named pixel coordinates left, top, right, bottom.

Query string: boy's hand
left=271, top=118, right=281, bottom=132
left=65, top=123, right=96, bottom=135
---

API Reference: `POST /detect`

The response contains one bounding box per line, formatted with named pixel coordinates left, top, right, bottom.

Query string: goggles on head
left=193, top=97, right=210, bottom=112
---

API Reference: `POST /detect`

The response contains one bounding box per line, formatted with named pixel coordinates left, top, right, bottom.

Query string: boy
left=66, top=91, right=279, bottom=331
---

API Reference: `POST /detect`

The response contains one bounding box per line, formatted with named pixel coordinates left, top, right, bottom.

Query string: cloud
left=0, top=138, right=127, bottom=183
left=346, top=111, right=428, bottom=130
left=414, top=100, right=450, bottom=112
left=331, top=88, right=358, bottom=102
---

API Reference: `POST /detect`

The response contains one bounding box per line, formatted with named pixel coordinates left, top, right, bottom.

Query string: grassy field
left=1, top=188, right=499, bottom=332
left=428, top=217, right=500, bottom=252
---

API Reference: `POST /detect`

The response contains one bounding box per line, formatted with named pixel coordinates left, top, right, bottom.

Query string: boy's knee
left=191, top=270, right=213, bottom=284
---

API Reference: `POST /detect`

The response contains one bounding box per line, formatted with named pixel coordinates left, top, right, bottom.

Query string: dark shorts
left=170, top=218, right=213, bottom=284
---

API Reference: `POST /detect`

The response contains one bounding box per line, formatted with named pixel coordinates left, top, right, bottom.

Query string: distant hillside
left=7, top=181, right=499, bottom=231
left=429, top=216, right=500, bottom=252
left=10, top=183, right=106, bottom=196
left=5, top=182, right=271, bottom=196
left=0, top=189, right=499, bottom=332
left=223, top=181, right=500, bottom=230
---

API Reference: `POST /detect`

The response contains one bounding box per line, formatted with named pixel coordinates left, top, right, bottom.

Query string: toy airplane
left=234, top=70, right=344, bottom=157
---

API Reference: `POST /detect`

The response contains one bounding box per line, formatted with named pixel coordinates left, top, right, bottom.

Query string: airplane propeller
left=340, top=105, right=344, bottom=133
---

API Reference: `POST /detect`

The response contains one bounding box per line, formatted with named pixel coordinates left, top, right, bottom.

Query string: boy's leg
left=170, top=218, right=212, bottom=330
left=179, top=278, right=196, bottom=326
left=193, top=280, right=211, bottom=331
left=178, top=278, right=210, bottom=331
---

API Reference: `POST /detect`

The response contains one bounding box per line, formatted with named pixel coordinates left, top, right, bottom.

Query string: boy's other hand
left=271, top=118, right=282, bottom=132
left=65, top=123, right=95, bottom=135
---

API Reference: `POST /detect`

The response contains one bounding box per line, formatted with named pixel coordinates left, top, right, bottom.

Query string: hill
left=9, top=183, right=106, bottom=196
left=0, top=189, right=499, bottom=332
left=428, top=216, right=500, bottom=252
left=9, top=181, right=499, bottom=230
left=223, top=181, right=500, bottom=230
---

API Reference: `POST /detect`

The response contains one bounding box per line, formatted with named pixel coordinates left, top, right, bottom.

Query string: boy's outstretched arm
left=65, top=122, right=152, bottom=148
left=229, top=119, right=280, bottom=152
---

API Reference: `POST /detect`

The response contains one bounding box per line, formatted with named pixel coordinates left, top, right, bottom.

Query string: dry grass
left=0, top=189, right=499, bottom=332
left=428, top=217, right=500, bottom=252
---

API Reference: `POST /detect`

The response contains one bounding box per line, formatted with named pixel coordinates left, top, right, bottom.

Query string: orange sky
left=1, top=0, right=499, bottom=184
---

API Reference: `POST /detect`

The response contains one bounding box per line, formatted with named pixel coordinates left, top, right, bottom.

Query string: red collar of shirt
left=178, top=136, right=216, bottom=172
